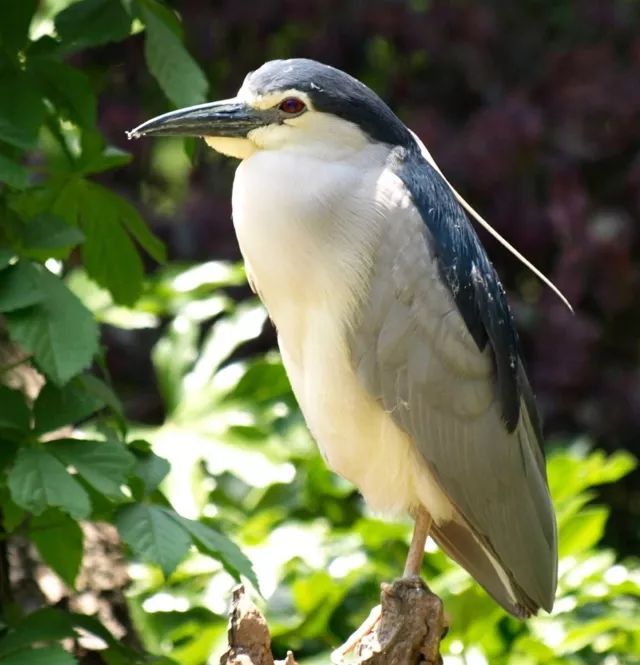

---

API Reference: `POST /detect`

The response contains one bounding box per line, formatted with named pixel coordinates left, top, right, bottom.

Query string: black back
left=391, top=145, right=523, bottom=431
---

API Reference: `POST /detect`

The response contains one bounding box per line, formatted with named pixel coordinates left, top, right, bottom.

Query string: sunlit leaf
left=130, top=449, right=171, bottom=496
left=558, top=506, right=608, bottom=558
left=50, top=439, right=135, bottom=500
left=172, top=513, right=259, bottom=589
left=4, top=267, right=98, bottom=385
left=9, top=447, right=91, bottom=519
left=81, top=199, right=145, bottom=306
left=116, top=503, right=191, bottom=577
left=50, top=178, right=165, bottom=303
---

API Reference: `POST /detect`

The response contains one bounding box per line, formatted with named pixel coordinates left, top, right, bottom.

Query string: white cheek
left=248, top=124, right=291, bottom=150
left=248, top=114, right=371, bottom=159
left=204, top=136, right=256, bottom=159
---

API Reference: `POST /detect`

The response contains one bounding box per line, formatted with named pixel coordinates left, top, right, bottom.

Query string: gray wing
left=349, top=163, right=557, bottom=617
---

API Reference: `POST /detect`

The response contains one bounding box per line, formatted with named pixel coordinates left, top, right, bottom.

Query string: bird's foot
left=331, top=577, right=447, bottom=665
left=330, top=604, right=382, bottom=664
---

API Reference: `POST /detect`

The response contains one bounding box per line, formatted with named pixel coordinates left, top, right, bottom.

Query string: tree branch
left=220, top=577, right=445, bottom=665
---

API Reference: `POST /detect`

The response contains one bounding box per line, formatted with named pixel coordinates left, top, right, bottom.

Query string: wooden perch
left=220, top=578, right=445, bottom=665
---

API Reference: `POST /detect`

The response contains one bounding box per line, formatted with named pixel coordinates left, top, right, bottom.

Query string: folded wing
left=348, top=150, right=557, bottom=615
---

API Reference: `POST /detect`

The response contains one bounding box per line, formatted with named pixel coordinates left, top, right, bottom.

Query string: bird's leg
left=404, top=507, right=448, bottom=664
left=403, top=505, right=432, bottom=577
left=331, top=507, right=434, bottom=664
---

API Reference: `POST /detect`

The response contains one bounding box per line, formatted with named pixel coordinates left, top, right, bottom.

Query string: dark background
left=85, top=0, right=640, bottom=554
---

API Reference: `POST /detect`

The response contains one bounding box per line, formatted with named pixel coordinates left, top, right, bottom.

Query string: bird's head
left=127, top=58, right=412, bottom=159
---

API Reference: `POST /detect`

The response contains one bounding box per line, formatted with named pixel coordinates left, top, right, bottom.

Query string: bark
left=220, top=578, right=446, bottom=665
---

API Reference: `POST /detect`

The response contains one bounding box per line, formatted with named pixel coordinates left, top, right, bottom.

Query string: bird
left=128, top=58, right=560, bottom=632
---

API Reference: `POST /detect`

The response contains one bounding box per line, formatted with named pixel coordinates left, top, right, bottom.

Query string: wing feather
left=348, top=158, right=557, bottom=614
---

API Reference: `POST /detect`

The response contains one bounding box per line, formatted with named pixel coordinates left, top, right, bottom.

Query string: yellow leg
left=404, top=506, right=432, bottom=577
left=331, top=507, right=433, bottom=664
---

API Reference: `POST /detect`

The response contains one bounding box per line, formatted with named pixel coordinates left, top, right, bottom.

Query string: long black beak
left=126, top=98, right=276, bottom=139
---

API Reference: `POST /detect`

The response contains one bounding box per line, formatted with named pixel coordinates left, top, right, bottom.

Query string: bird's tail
left=431, top=519, right=539, bottom=618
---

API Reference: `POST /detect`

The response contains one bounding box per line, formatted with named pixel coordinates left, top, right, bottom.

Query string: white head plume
left=410, top=131, right=573, bottom=313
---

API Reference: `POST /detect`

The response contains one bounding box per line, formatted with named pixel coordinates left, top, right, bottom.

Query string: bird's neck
left=230, top=144, right=393, bottom=347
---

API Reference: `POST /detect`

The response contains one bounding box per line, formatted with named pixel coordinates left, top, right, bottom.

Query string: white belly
left=231, top=149, right=454, bottom=520
left=279, top=307, right=454, bottom=520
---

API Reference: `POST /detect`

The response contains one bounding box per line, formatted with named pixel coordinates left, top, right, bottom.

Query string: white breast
left=230, top=146, right=454, bottom=521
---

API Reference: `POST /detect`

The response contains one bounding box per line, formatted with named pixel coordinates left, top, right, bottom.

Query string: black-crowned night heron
left=129, top=58, right=561, bottom=634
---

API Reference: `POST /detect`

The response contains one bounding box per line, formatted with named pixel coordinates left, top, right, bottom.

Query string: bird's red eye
left=278, top=97, right=306, bottom=114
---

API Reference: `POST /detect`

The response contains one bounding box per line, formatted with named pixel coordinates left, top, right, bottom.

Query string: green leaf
left=81, top=196, right=145, bottom=306
left=6, top=181, right=63, bottom=222
left=50, top=439, right=135, bottom=500
left=8, top=447, right=91, bottom=519
left=559, top=506, right=608, bottom=557
left=67, top=612, right=118, bottom=647
left=116, top=503, right=191, bottom=577
left=549, top=448, right=638, bottom=519
left=0, top=645, right=78, bottom=665
left=0, top=248, right=14, bottom=269
left=33, top=377, right=106, bottom=434
left=115, top=194, right=166, bottom=263
left=0, top=0, right=38, bottom=53
left=0, top=261, right=43, bottom=312
left=141, top=1, right=208, bottom=107
left=55, top=0, right=132, bottom=51
left=76, top=129, right=132, bottom=175
left=2, top=495, right=25, bottom=532
left=29, top=59, right=97, bottom=128
left=0, top=608, right=77, bottom=657
left=0, top=440, right=18, bottom=475
left=30, top=510, right=83, bottom=587
left=17, top=214, right=85, bottom=261
left=135, top=0, right=183, bottom=37
left=80, top=147, right=132, bottom=175
left=0, top=385, right=30, bottom=433
left=53, top=179, right=164, bottom=305
left=4, top=267, right=99, bottom=385
left=173, top=514, right=259, bottom=589
left=130, top=449, right=170, bottom=496
left=0, top=71, right=46, bottom=149
left=0, top=153, right=29, bottom=189
left=49, top=178, right=166, bottom=298
left=77, top=372, right=125, bottom=420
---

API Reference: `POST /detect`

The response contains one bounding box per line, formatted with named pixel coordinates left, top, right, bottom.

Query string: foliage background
left=0, top=1, right=639, bottom=664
